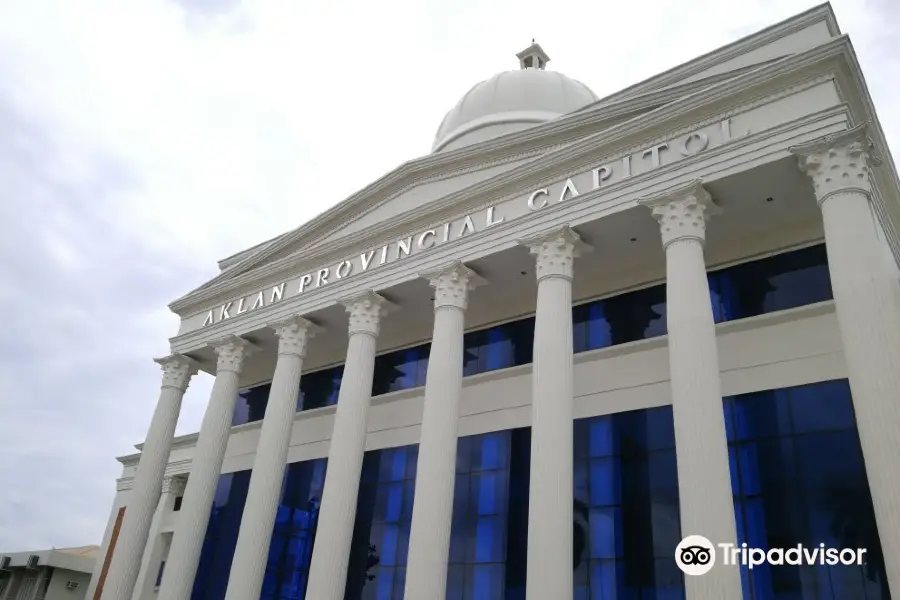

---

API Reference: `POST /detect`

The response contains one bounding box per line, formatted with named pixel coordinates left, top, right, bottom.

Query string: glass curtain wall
left=725, top=380, right=889, bottom=600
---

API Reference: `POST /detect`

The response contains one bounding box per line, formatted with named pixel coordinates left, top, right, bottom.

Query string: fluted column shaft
left=404, top=263, right=483, bottom=599
left=224, top=317, right=317, bottom=600
left=132, top=476, right=185, bottom=600
left=640, top=181, right=741, bottom=599
left=305, top=291, right=390, bottom=600
left=100, top=355, right=197, bottom=600
left=792, top=125, right=900, bottom=596
left=521, top=226, right=589, bottom=600
left=159, top=336, right=255, bottom=600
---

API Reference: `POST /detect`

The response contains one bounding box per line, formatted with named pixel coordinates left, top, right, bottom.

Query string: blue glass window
left=573, top=407, right=684, bottom=599
left=345, top=445, right=419, bottom=600
left=573, top=301, right=611, bottom=352
left=298, top=365, right=344, bottom=411
left=189, top=459, right=327, bottom=600
left=447, top=429, right=531, bottom=600
left=725, top=380, right=889, bottom=599
left=260, top=459, right=328, bottom=600
left=155, top=561, right=166, bottom=588
left=463, top=318, right=535, bottom=376
left=232, top=384, right=271, bottom=426
left=372, top=345, right=431, bottom=396
left=573, top=285, right=667, bottom=352
left=709, top=244, right=832, bottom=323
left=191, top=471, right=252, bottom=599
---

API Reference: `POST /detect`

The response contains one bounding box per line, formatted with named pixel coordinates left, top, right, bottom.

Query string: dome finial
left=516, top=41, right=550, bottom=70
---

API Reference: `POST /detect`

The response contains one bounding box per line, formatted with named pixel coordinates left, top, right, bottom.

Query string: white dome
left=433, top=61, right=598, bottom=153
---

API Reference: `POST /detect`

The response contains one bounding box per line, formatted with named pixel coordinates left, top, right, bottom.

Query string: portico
left=92, top=7, right=900, bottom=600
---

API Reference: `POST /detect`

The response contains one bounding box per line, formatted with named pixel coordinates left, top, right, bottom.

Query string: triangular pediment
left=170, top=4, right=843, bottom=315
left=171, top=105, right=659, bottom=308
left=256, top=154, right=550, bottom=265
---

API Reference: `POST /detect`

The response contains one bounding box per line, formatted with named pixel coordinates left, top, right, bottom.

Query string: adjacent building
left=0, top=546, right=98, bottom=600
left=88, top=4, right=900, bottom=599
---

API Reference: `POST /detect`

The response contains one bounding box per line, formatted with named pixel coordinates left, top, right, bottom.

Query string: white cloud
left=0, top=0, right=896, bottom=552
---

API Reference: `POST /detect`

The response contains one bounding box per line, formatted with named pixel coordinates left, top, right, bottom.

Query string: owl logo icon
left=675, top=535, right=716, bottom=576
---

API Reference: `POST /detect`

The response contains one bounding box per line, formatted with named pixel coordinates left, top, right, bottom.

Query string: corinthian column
left=519, top=225, right=590, bottom=600
left=159, top=336, right=256, bottom=600
left=224, top=316, right=319, bottom=600
left=791, top=124, right=900, bottom=596
left=639, top=181, right=741, bottom=600
left=305, top=291, right=391, bottom=600
left=100, top=355, right=197, bottom=600
left=404, top=262, right=484, bottom=599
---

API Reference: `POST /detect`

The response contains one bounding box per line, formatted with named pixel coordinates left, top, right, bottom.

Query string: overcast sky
left=0, top=0, right=897, bottom=552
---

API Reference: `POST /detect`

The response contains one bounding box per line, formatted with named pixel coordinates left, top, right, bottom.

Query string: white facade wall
left=45, top=569, right=92, bottom=600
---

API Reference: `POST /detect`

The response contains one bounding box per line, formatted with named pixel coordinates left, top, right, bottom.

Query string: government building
left=87, top=4, right=900, bottom=599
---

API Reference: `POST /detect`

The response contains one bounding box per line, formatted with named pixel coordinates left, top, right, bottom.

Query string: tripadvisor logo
left=675, top=535, right=868, bottom=575
left=676, top=535, right=716, bottom=576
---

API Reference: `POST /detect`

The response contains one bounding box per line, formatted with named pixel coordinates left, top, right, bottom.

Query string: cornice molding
left=115, top=458, right=194, bottom=490
left=169, top=37, right=856, bottom=324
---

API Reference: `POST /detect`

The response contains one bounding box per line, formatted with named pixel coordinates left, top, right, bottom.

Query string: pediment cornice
left=169, top=99, right=668, bottom=311
left=171, top=37, right=870, bottom=323
left=169, top=37, right=872, bottom=319
left=195, top=67, right=788, bottom=286
left=211, top=7, right=837, bottom=276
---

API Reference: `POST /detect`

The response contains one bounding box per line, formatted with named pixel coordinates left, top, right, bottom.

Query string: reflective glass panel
left=232, top=384, right=271, bottom=426
left=709, top=244, right=832, bottom=323
left=260, top=459, right=328, bottom=600
left=191, top=471, right=252, bottom=599
left=345, top=445, right=419, bottom=600
left=574, top=407, right=684, bottom=599
left=447, top=429, right=531, bottom=599
left=298, top=365, right=344, bottom=411
left=189, top=459, right=327, bottom=600
left=725, top=380, right=889, bottom=599
left=372, top=345, right=431, bottom=396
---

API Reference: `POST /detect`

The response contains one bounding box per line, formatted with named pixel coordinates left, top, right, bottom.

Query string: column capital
left=341, top=291, right=393, bottom=337
left=518, top=225, right=591, bottom=281
left=638, top=179, right=721, bottom=248
left=161, top=475, right=186, bottom=496
left=421, top=261, right=485, bottom=311
left=210, top=335, right=258, bottom=374
left=269, top=315, right=321, bottom=358
left=154, top=354, right=199, bottom=392
left=789, top=122, right=883, bottom=207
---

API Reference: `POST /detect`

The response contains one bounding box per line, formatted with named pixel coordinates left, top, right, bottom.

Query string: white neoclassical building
left=88, top=4, right=900, bottom=600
